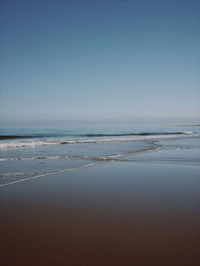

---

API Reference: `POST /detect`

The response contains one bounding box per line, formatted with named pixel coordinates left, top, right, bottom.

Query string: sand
left=0, top=161, right=200, bottom=266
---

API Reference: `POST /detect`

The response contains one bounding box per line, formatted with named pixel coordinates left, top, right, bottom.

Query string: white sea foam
left=0, top=163, right=97, bottom=187
left=0, top=132, right=196, bottom=150
left=0, top=155, right=70, bottom=161
left=0, top=140, right=57, bottom=149
left=182, top=131, right=193, bottom=134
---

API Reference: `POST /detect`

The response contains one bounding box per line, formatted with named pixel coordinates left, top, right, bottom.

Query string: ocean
left=0, top=124, right=199, bottom=187
left=1, top=124, right=200, bottom=266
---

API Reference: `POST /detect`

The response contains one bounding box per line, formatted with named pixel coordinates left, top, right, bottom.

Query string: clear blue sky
left=1, top=0, right=199, bottom=126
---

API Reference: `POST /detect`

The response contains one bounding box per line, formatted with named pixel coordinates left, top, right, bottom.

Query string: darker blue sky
left=1, top=0, right=199, bottom=125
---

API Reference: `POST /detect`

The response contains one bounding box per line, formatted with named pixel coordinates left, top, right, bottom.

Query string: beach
left=1, top=156, right=200, bottom=265
left=1, top=0, right=199, bottom=264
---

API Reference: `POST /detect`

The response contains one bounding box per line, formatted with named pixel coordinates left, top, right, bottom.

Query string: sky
left=0, top=0, right=199, bottom=126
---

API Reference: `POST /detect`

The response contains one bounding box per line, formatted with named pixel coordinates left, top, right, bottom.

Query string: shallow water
left=0, top=125, right=199, bottom=186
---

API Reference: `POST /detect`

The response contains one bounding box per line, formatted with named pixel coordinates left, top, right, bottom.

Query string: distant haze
left=1, top=0, right=199, bottom=127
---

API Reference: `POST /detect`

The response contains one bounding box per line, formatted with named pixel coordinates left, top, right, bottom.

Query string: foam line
left=107, top=145, right=161, bottom=159
left=0, top=132, right=197, bottom=149
left=0, top=155, right=70, bottom=161
left=0, top=163, right=96, bottom=188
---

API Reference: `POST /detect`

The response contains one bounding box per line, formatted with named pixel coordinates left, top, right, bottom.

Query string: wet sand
left=0, top=161, right=200, bottom=266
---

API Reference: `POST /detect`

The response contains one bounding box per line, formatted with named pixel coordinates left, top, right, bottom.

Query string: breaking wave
left=80, top=131, right=193, bottom=137
left=0, top=131, right=193, bottom=140
left=0, top=131, right=195, bottom=149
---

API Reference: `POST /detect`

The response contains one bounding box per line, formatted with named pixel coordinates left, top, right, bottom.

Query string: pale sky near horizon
left=0, top=0, right=199, bottom=126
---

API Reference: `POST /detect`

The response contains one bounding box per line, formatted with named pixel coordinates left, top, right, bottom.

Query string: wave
left=0, top=131, right=193, bottom=140
left=0, top=131, right=196, bottom=149
left=79, top=131, right=193, bottom=137
left=0, top=140, right=57, bottom=149
left=0, top=135, right=43, bottom=140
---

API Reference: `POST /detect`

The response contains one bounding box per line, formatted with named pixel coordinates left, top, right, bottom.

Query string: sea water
left=0, top=125, right=199, bottom=186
